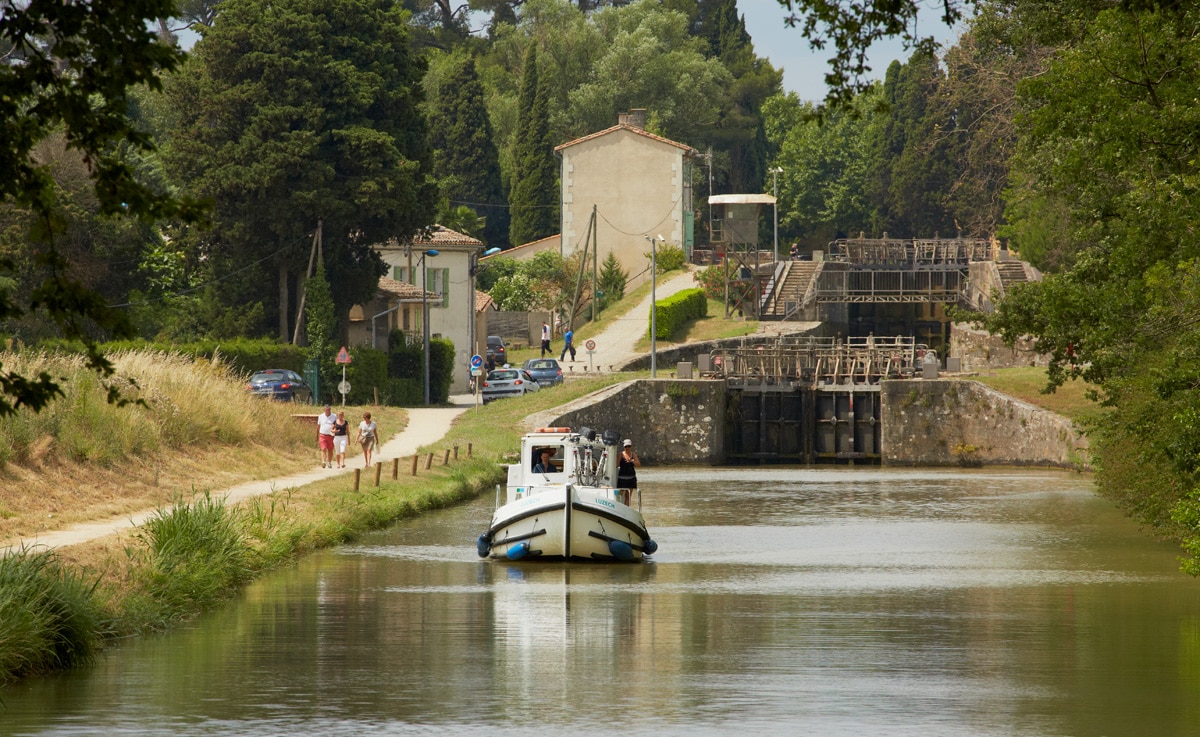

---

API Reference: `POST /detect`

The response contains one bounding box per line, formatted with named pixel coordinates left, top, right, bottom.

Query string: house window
left=426, top=267, right=450, bottom=308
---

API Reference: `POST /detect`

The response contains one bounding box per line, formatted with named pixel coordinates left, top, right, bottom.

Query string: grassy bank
left=966, top=366, right=1101, bottom=422
left=0, top=361, right=630, bottom=685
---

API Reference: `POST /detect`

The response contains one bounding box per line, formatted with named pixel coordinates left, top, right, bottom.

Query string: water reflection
left=3, top=467, right=1200, bottom=736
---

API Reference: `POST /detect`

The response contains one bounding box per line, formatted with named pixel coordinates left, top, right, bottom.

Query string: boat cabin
left=506, top=427, right=622, bottom=502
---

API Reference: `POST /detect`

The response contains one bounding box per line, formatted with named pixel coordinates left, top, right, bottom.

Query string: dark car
left=246, top=369, right=313, bottom=402
left=522, top=358, right=563, bottom=386
left=486, top=335, right=507, bottom=366
left=481, top=368, right=540, bottom=404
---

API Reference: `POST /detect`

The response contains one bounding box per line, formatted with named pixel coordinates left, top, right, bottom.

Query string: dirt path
left=3, top=403, right=470, bottom=554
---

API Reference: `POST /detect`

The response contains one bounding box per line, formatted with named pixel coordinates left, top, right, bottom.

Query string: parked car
left=522, top=358, right=564, bottom=386
left=486, top=335, right=507, bottom=366
left=246, top=369, right=313, bottom=402
left=481, top=368, right=540, bottom=404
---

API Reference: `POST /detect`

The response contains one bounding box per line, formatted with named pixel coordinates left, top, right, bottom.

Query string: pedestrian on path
left=317, top=405, right=336, bottom=468
left=357, top=411, right=378, bottom=467
left=540, top=321, right=552, bottom=357
left=332, top=411, right=350, bottom=468
left=560, top=328, right=576, bottom=362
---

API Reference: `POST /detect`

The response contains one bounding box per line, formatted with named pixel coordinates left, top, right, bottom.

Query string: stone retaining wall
left=527, top=380, right=725, bottom=465
left=880, top=379, right=1088, bottom=468
left=523, top=377, right=1087, bottom=469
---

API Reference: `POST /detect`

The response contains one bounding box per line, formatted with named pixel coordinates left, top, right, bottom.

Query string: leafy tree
left=0, top=0, right=207, bottom=415
left=490, top=273, right=537, bottom=310
left=476, top=256, right=522, bottom=292
left=164, top=0, right=436, bottom=342
left=774, top=0, right=973, bottom=110
left=508, top=45, right=559, bottom=246
left=428, top=56, right=509, bottom=248
left=700, top=0, right=782, bottom=196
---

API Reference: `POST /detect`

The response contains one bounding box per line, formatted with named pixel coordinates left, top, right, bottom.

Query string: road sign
left=337, top=380, right=351, bottom=395
left=335, top=346, right=352, bottom=364
left=470, top=354, right=483, bottom=369
left=584, top=339, right=596, bottom=351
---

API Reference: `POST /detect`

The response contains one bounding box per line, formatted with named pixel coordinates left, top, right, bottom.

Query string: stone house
left=555, top=109, right=699, bottom=289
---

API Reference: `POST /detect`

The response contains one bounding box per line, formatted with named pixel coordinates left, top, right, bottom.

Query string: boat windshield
left=531, top=445, right=563, bottom=474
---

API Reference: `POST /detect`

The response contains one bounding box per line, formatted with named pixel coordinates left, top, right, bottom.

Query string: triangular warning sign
left=335, top=346, right=352, bottom=364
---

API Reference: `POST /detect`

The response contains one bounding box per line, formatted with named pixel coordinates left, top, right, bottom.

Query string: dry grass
left=0, top=349, right=407, bottom=545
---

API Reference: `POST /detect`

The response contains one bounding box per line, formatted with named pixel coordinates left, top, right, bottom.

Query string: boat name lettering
left=593, top=498, right=615, bottom=509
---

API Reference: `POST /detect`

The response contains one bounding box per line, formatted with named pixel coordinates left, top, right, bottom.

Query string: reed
left=119, top=493, right=251, bottom=628
left=0, top=547, right=106, bottom=684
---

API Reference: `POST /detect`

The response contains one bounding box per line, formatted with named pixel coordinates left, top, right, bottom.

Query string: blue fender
left=608, top=540, right=635, bottom=560
left=642, top=538, right=658, bottom=555
left=506, top=542, right=530, bottom=561
left=476, top=534, right=491, bottom=558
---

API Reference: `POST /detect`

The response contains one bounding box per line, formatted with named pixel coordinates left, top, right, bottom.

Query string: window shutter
left=442, top=268, right=450, bottom=307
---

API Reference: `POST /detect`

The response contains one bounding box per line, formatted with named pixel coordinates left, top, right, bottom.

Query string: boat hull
left=479, top=486, right=655, bottom=562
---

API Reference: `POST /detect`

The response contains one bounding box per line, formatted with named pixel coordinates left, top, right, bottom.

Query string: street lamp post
left=771, top=166, right=783, bottom=263
left=646, top=234, right=664, bottom=378
left=468, top=246, right=502, bottom=398
left=420, top=249, right=439, bottom=405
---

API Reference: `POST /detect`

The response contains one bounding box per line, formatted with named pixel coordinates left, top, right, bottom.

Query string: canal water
left=4, top=467, right=1200, bottom=736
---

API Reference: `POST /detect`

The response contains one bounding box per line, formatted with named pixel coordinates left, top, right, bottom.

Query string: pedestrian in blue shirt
left=560, top=328, right=576, bottom=362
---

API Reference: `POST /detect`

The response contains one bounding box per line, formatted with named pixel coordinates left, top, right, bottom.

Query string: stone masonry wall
left=880, top=379, right=1089, bottom=468
left=526, top=380, right=726, bottom=465
left=950, top=322, right=1049, bottom=372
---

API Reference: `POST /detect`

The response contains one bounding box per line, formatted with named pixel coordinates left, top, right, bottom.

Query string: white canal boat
left=476, top=427, right=658, bottom=562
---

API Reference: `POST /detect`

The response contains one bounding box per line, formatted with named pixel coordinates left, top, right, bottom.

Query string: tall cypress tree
left=509, top=45, right=559, bottom=247
left=429, top=56, right=509, bottom=248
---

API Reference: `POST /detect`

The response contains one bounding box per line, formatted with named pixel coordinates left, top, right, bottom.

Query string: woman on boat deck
left=533, top=447, right=557, bottom=474
left=617, top=439, right=640, bottom=505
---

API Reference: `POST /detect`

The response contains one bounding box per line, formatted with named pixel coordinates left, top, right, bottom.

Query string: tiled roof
left=419, top=225, right=483, bottom=247
left=554, top=123, right=697, bottom=154
left=378, top=277, right=436, bottom=301
left=475, top=290, right=495, bottom=313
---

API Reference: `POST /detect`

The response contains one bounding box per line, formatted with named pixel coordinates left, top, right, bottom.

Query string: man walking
left=316, top=404, right=336, bottom=468
left=560, top=327, right=576, bottom=362
left=540, top=321, right=551, bottom=358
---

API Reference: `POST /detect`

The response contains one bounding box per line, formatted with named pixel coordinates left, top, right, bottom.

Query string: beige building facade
left=372, top=226, right=489, bottom=394
left=556, top=110, right=698, bottom=289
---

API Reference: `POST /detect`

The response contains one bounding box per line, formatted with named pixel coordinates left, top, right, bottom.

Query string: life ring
left=534, top=427, right=571, bottom=433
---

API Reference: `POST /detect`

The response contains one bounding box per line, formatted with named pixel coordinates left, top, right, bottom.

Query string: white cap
left=622, top=439, right=632, bottom=447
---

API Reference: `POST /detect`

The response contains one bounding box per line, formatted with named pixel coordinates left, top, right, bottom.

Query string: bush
left=649, top=288, right=707, bottom=340
left=345, top=347, right=388, bottom=405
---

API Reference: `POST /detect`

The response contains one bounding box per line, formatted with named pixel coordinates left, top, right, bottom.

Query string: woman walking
left=332, top=411, right=350, bottom=468
left=357, top=411, right=378, bottom=468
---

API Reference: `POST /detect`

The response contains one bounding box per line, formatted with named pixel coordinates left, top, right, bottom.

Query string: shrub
left=649, top=288, right=707, bottom=340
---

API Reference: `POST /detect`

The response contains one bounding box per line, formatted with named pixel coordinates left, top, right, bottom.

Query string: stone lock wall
left=880, top=379, right=1089, bottom=468
left=528, top=379, right=726, bottom=465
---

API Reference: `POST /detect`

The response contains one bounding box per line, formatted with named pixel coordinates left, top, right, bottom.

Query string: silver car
left=481, top=368, right=541, bottom=404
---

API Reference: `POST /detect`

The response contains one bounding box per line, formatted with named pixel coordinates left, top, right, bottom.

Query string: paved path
left=578, top=267, right=699, bottom=371
left=4, top=403, right=471, bottom=554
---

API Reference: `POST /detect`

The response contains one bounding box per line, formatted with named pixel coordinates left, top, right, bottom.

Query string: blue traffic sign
left=470, top=354, right=483, bottom=368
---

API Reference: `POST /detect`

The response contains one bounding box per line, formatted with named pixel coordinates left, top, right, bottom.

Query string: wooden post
left=411, top=454, right=419, bottom=476
left=442, top=449, right=450, bottom=466
left=468, top=442, right=473, bottom=458
left=374, top=462, right=382, bottom=486
left=353, top=469, right=361, bottom=491
left=425, top=452, right=433, bottom=470
left=453, top=445, right=459, bottom=460
left=392, top=458, right=399, bottom=479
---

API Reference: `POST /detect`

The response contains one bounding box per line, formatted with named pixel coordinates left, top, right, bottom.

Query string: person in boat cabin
left=533, top=447, right=557, bottom=474
left=617, top=439, right=640, bottom=504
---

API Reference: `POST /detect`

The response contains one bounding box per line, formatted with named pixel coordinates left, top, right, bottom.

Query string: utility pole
left=292, top=220, right=322, bottom=345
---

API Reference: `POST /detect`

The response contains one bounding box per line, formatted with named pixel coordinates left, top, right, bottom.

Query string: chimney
left=618, top=109, right=646, bottom=130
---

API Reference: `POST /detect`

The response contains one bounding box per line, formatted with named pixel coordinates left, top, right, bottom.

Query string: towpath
left=3, top=402, right=470, bottom=554
left=574, top=267, right=699, bottom=371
